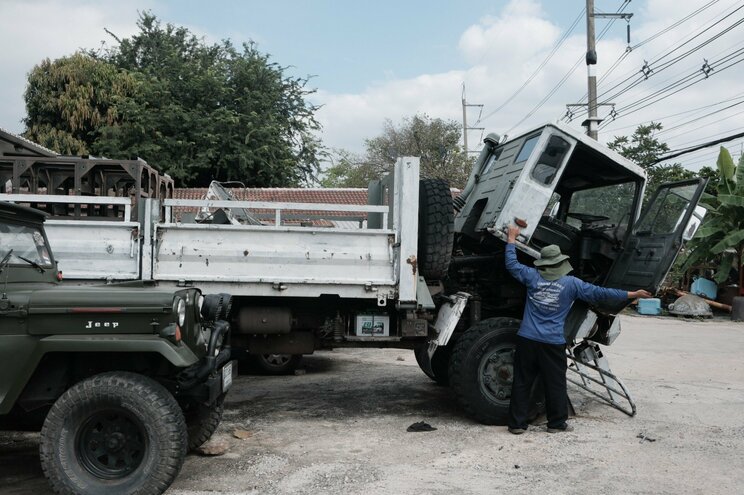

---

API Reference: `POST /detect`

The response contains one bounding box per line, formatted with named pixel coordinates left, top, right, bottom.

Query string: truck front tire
left=449, top=318, right=544, bottom=425
left=40, top=372, right=188, bottom=495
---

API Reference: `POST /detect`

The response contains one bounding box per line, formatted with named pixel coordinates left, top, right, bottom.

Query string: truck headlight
left=174, top=297, right=186, bottom=327
left=197, top=294, right=205, bottom=315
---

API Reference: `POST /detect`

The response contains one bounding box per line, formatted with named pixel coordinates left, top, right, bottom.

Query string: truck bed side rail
left=0, top=194, right=140, bottom=280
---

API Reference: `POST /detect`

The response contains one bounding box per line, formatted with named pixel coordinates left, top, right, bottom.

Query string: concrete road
left=1, top=314, right=743, bottom=494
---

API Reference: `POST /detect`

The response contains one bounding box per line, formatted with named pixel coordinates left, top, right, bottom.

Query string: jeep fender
left=0, top=335, right=198, bottom=414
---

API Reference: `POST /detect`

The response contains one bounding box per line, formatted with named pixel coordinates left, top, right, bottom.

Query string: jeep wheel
left=414, top=344, right=452, bottom=386
left=184, top=394, right=225, bottom=450
left=253, top=353, right=302, bottom=375
left=40, top=372, right=187, bottom=495
left=449, top=317, right=544, bottom=425
left=418, top=178, right=454, bottom=280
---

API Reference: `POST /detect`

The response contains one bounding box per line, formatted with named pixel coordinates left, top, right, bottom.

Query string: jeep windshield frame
left=0, top=222, right=54, bottom=269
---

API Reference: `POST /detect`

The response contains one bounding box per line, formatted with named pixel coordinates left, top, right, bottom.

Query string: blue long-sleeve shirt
left=505, top=243, right=627, bottom=345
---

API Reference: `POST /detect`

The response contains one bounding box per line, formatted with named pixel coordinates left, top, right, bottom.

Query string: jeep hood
left=25, top=286, right=178, bottom=336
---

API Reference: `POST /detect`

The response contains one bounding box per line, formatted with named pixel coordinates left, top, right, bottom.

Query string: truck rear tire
left=418, top=179, right=454, bottom=280
left=449, top=317, right=544, bottom=425
left=40, top=372, right=187, bottom=495
left=252, top=353, right=302, bottom=375
left=184, top=394, right=225, bottom=451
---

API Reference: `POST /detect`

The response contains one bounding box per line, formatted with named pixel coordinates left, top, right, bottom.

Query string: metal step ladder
left=566, top=341, right=636, bottom=416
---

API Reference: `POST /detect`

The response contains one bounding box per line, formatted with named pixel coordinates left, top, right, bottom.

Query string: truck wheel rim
left=478, top=345, right=515, bottom=405
left=264, top=354, right=290, bottom=366
left=76, top=409, right=147, bottom=479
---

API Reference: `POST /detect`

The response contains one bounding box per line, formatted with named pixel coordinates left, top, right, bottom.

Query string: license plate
left=222, top=361, right=233, bottom=391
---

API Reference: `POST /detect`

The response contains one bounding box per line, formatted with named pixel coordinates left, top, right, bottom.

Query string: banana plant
left=682, top=147, right=744, bottom=294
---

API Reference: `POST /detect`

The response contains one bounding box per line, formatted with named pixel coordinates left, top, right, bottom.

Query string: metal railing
left=162, top=198, right=389, bottom=229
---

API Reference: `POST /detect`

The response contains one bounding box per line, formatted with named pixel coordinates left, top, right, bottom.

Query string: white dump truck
left=0, top=121, right=706, bottom=423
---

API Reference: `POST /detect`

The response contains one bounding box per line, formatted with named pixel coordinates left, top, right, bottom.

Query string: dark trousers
left=508, top=335, right=568, bottom=430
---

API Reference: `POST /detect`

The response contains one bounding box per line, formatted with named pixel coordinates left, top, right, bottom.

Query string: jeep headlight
left=197, top=294, right=205, bottom=316
left=174, top=297, right=187, bottom=327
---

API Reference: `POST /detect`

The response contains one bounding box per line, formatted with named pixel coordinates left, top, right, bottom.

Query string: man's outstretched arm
left=573, top=277, right=653, bottom=303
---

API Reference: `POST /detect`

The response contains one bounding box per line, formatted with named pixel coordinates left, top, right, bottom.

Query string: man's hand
left=628, top=289, right=653, bottom=299
left=507, top=224, right=521, bottom=243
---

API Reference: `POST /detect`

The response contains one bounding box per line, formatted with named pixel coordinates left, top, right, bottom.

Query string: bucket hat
left=534, top=244, right=572, bottom=281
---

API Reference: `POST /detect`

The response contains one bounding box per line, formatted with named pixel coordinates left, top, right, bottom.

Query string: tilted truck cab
left=0, top=201, right=236, bottom=495
left=440, top=122, right=706, bottom=422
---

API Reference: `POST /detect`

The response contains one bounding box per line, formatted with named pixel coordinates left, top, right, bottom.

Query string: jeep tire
left=449, top=317, right=545, bottom=425
left=184, top=394, right=225, bottom=450
left=40, top=372, right=188, bottom=495
left=418, top=178, right=454, bottom=280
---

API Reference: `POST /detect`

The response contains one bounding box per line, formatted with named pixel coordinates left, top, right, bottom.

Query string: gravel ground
left=1, top=314, right=743, bottom=495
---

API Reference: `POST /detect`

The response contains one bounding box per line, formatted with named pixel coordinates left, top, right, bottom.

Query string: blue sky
left=159, top=0, right=571, bottom=93
left=1, top=0, right=743, bottom=170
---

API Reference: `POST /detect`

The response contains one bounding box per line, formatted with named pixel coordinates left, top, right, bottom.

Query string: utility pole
left=585, top=0, right=599, bottom=140
left=461, top=84, right=484, bottom=155
left=567, top=1, right=632, bottom=140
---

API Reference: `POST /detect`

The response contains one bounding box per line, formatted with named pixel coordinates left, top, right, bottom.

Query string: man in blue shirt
left=505, top=224, right=651, bottom=434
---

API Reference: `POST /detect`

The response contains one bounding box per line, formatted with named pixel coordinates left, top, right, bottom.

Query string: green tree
left=682, top=147, right=744, bottom=288
left=23, top=53, right=136, bottom=155
left=320, top=150, right=371, bottom=188
left=323, top=114, right=472, bottom=188
left=607, top=122, right=695, bottom=195
left=23, top=13, right=323, bottom=187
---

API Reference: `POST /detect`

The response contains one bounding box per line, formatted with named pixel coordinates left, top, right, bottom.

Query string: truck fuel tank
left=238, top=307, right=292, bottom=334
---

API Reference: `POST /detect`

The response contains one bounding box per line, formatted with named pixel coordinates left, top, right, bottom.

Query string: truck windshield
left=567, top=182, right=637, bottom=228
left=0, top=223, right=53, bottom=268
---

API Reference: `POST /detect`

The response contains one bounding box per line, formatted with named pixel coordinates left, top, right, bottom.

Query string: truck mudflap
left=416, top=292, right=469, bottom=378
left=567, top=341, right=637, bottom=417
left=428, top=292, right=470, bottom=354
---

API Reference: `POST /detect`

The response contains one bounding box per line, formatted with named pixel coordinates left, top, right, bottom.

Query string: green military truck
left=0, top=201, right=236, bottom=495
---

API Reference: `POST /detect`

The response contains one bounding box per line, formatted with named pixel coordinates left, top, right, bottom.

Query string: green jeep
left=0, top=201, right=236, bottom=495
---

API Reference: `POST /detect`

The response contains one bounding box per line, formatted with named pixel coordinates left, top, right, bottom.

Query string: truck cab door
left=603, top=178, right=707, bottom=292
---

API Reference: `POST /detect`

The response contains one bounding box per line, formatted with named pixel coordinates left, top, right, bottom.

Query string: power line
left=597, top=14, right=744, bottom=110
left=631, top=0, right=721, bottom=50
left=598, top=1, right=743, bottom=97
left=598, top=45, right=744, bottom=129
left=567, top=0, right=722, bottom=117
left=601, top=91, right=744, bottom=134
left=666, top=124, right=744, bottom=149
left=656, top=101, right=744, bottom=137
left=582, top=0, right=744, bottom=116
left=505, top=0, right=631, bottom=136
left=476, top=8, right=586, bottom=124
left=653, top=129, right=744, bottom=163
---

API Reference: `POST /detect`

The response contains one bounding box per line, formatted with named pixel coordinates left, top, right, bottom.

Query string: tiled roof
left=173, top=186, right=461, bottom=227
left=173, top=187, right=370, bottom=226
left=174, top=187, right=368, bottom=204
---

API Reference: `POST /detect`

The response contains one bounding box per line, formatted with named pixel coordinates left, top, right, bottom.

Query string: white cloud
left=316, top=0, right=576, bottom=153
left=2, top=0, right=742, bottom=173
left=458, top=0, right=558, bottom=66
left=315, top=0, right=744, bottom=173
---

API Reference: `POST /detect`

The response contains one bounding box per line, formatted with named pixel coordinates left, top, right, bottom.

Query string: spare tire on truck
left=418, top=179, right=454, bottom=280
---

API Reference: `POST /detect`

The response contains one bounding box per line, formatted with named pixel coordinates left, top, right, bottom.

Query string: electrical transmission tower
left=461, top=84, right=484, bottom=155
